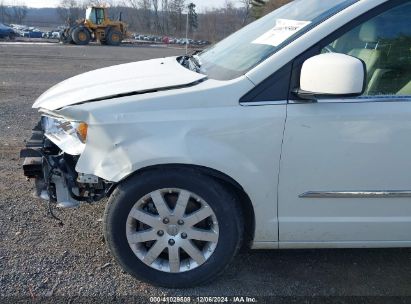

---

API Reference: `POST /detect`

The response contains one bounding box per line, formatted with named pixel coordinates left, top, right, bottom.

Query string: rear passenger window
left=322, top=1, right=411, bottom=96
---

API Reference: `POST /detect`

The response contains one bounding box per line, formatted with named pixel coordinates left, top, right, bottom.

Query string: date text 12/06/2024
left=149, top=296, right=258, bottom=303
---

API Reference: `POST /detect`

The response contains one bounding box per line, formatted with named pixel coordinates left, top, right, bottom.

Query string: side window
left=322, top=1, right=411, bottom=97
left=96, top=9, right=105, bottom=25
left=88, top=10, right=97, bottom=24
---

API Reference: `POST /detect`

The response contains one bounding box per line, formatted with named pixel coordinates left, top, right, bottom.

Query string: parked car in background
left=51, top=31, right=60, bottom=39
left=43, top=30, right=61, bottom=40
left=24, top=30, right=43, bottom=38
left=0, top=23, right=16, bottom=39
left=20, top=0, right=411, bottom=289
left=9, top=24, right=26, bottom=37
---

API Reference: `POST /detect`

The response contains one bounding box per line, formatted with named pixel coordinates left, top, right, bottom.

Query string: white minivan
left=21, top=0, right=411, bottom=287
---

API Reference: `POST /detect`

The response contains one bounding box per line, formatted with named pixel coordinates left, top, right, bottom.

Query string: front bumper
left=21, top=121, right=44, bottom=178
left=21, top=121, right=110, bottom=208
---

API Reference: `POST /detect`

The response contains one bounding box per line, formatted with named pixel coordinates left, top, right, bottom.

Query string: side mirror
left=296, top=53, right=366, bottom=100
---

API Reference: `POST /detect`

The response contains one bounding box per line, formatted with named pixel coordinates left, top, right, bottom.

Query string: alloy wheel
left=126, top=188, right=219, bottom=273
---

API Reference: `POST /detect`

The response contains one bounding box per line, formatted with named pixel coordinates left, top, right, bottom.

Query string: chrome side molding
left=240, top=100, right=287, bottom=106
left=299, top=191, right=411, bottom=198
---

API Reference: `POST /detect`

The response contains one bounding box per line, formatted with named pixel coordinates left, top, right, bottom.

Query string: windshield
left=199, top=0, right=357, bottom=80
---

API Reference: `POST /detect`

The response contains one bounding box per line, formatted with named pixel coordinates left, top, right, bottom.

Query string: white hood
left=33, top=56, right=207, bottom=111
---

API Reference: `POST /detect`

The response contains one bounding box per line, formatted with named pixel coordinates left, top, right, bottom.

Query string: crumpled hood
left=33, top=56, right=207, bottom=111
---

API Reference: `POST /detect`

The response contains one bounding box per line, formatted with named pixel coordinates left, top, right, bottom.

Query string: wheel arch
left=108, top=163, right=256, bottom=248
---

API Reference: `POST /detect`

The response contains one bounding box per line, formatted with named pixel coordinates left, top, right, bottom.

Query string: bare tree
left=169, top=0, right=185, bottom=35
left=84, top=0, right=115, bottom=6
left=252, top=0, right=291, bottom=18
left=221, top=1, right=241, bottom=36
left=0, top=0, right=8, bottom=23
left=161, top=0, right=169, bottom=34
left=57, top=0, right=83, bottom=26
left=127, top=0, right=152, bottom=32
left=199, top=8, right=218, bottom=42
left=0, top=0, right=28, bottom=24
left=151, top=0, right=161, bottom=33
left=11, top=4, right=27, bottom=24
left=239, top=0, right=252, bottom=25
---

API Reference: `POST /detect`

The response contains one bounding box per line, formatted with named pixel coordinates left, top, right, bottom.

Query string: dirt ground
left=0, top=43, right=411, bottom=302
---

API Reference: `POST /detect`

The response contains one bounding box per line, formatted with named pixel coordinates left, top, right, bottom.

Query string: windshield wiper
left=179, top=54, right=202, bottom=73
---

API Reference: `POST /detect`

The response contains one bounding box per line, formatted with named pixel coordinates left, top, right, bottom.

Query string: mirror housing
left=296, top=53, right=366, bottom=100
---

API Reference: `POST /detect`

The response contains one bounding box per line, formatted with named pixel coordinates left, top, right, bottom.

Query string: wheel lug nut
left=177, top=219, right=184, bottom=225
left=157, top=230, right=164, bottom=236
left=168, top=239, right=175, bottom=246
left=163, top=218, right=170, bottom=224
left=181, top=232, right=187, bottom=239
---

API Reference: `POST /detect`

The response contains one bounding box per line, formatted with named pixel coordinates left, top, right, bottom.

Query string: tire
left=103, top=168, right=243, bottom=288
left=71, top=27, right=91, bottom=45
left=105, top=29, right=123, bottom=46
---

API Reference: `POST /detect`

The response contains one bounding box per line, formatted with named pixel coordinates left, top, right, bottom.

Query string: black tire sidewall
left=106, top=29, right=122, bottom=46
left=72, top=27, right=90, bottom=45
left=104, top=169, right=242, bottom=288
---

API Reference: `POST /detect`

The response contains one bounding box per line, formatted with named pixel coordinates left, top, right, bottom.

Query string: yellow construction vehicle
left=60, top=6, right=128, bottom=46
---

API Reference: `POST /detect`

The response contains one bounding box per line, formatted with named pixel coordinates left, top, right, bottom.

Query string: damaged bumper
left=21, top=121, right=112, bottom=208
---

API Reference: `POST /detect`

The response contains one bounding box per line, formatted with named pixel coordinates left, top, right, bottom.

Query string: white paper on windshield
left=252, top=19, right=311, bottom=47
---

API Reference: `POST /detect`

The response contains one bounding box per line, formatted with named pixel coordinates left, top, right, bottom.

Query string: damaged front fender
left=52, top=77, right=282, bottom=243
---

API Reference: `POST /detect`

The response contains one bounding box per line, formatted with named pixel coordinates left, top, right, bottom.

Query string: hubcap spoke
left=128, top=229, right=158, bottom=244
left=126, top=188, right=219, bottom=273
left=173, top=190, right=191, bottom=218
left=130, top=208, right=161, bottom=228
left=168, top=245, right=181, bottom=273
left=181, top=240, right=206, bottom=265
left=188, top=228, right=218, bottom=243
left=151, top=190, right=171, bottom=219
left=184, top=206, right=213, bottom=227
left=143, top=240, right=166, bottom=265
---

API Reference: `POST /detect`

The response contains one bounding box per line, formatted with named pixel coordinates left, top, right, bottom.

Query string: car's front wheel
left=103, top=168, right=243, bottom=288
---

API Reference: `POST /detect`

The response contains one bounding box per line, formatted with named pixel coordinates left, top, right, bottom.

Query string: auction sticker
left=252, top=19, right=311, bottom=47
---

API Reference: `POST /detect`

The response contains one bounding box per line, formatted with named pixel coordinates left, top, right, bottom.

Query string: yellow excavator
left=60, top=6, right=128, bottom=46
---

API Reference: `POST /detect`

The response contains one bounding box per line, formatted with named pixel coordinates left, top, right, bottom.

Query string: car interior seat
left=365, top=15, right=411, bottom=96
left=348, top=21, right=381, bottom=83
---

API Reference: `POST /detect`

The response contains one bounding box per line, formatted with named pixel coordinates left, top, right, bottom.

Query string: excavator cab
left=86, top=7, right=106, bottom=26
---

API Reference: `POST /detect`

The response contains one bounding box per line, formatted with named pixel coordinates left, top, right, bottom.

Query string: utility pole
left=185, top=4, right=189, bottom=54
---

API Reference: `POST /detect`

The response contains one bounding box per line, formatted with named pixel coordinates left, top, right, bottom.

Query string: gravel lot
left=1, top=43, right=411, bottom=302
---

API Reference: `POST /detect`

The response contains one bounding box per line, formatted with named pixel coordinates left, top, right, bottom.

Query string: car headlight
left=41, top=115, right=88, bottom=156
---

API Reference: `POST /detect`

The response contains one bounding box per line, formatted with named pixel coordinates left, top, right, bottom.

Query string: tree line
left=0, top=1, right=28, bottom=24
left=1, top=0, right=292, bottom=42
left=55, top=0, right=292, bottom=41
left=56, top=0, right=220, bottom=39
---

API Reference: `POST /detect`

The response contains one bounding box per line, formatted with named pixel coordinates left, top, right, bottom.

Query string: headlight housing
left=41, top=115, right=88, bottom=155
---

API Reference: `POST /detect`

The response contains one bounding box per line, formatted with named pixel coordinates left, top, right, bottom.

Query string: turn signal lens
left=76, top=122, right=88, bottom=143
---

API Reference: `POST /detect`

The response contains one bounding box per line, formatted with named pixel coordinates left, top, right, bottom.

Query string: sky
left=3, top=0, right=235, bottom=11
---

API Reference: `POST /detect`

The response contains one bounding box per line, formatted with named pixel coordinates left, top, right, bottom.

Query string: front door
left=279, top=1, right=411, bottom=245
